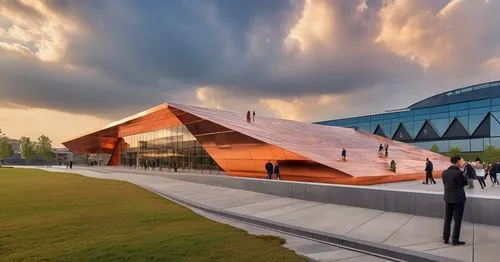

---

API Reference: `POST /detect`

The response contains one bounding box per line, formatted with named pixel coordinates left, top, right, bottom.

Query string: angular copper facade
left=63, top=103, right=451, bottom=185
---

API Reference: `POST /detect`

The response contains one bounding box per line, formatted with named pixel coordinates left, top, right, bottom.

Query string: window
left=449, top=102, right=469, bottom=111
left=430, top=105, right=449, bottom=114
left=469, top=107, right=490, bottom=115
left=430, top=112, right=449, bottom=119
left=469, top=99, right=490, bottom=109
left=491, top=97, right=500, bottom=106
left=413, top=108, right=430, bottom=116
left=371, top=114, right=384, bottom=121
left=398, top=111, right=413, bottom=118
left=450, top=139, right=470, bottom=152
left=471, top=139, right=484, bottom=152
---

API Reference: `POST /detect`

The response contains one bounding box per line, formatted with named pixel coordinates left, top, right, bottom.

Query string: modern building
left=316, top=80, right=500, bottom=153
left=63, top=103, right=449, bottom=185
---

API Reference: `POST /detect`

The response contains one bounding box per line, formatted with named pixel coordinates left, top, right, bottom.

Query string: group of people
left=462, top=158, right=500, bottom=189
left=264, top=160, right=280, bottom=180
left=441, top=156, right=500, bottom=246
left=378, top=143, right=389, bottom=157
left=246, top=110, right=256, bottom=123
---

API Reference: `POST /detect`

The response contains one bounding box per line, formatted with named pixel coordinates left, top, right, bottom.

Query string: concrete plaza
left=35, top=166, right=500, bottom=262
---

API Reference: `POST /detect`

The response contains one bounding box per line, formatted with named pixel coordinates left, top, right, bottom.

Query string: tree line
left=0, top=132, right=55, bottom=163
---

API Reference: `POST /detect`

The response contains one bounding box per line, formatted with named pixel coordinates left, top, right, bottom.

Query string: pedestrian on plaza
left=463, top=160, right=477, bottom=189
left=265, top=160, right=274, bottom=180
left=252, top=111, right=255, bottom=123
left=474, top=158, right=486, bottom=189
left=274, top=162, right=281, bottom=180
left=492, top=161, right=500, bottom=186
left=384, top=144, right=389, bottom=157
left=442, top=156, right=467, bottom=246
left=69, top=161, right=73, bottom=169
left=341, top=148, right=347, bottom=161
left=485, top=162, right=491, bottom=182
left=378, top=144, right=383, bottom=156
left=424, top=158, right=436, bottom=184
left=246, top=111, right=251, bottom=123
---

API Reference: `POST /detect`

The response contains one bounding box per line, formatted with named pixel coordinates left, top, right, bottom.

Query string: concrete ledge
left=144, top=185, right=461, bottom=262
left=97, top=167, right=500, bottom=227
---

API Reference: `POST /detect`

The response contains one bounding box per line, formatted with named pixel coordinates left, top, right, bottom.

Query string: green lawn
left=0, top=168, right=305, bottom=262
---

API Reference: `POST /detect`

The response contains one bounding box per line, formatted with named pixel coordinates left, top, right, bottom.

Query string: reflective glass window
left=491, top=105, right=500, bottom=112
left=491, top=137, right=500, bottom=147
left=430, top=112, right=449, bottom=119
left=450, top=139, right=470, bottom=152
left=371, top=114, right=384, bottom=121
left=457, top=110, right=469, bottom=116
left=471, top=139, right=484, bottom=151
left=413, top=108, right=430, bottom=116
left=400, top=117, right=413, bottom=122
left=469, top=107, right=490, bottom=115
left=398, top=111, right=413, bottom=118
left=491, top=97, right=500, bottom=106
left=469, top=99, right=490, bottom=108
left=430, top=105, right=450, bottom=114
left=449, top=102, right=469, bottom=111
left=414, top=114, right=429, bottom=121
left=384, top=113, right=398, bottom=120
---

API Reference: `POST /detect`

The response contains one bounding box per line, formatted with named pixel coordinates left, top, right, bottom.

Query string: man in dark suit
left=424, top=158, right=436, bottom=184
left=442, top=156, right=467, bottom=245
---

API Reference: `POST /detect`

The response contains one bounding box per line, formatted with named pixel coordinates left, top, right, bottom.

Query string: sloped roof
left=168, top=103, right=451, bottom=178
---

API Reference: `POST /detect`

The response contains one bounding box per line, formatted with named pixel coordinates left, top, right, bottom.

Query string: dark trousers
left=478, top=176, right=486, bottom=188
left=492, top=174, right=499, bottom=185
left=443, top=201, right=465, bottom=242
left=425, top=171, right=436, bottom=184
left=267, top=172, right=272, bottom=179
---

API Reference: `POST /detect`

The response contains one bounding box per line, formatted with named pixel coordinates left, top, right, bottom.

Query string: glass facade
left=118, top=126, right=221, bottom=173
left=316, top=83, right=500, bottom=152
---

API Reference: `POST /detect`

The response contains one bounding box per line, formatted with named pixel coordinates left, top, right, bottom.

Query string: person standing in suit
left=424, top=158, right=436, bottom=184
left=442, top=156, right=467, bottom=246
left=265, top=160, right=274, bottom=180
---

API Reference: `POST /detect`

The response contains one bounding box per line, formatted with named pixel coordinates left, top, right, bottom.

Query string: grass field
left=0, top=168, right=305, bottom=262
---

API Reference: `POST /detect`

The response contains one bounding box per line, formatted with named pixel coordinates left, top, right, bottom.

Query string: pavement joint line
left=344, top=209, right=387, bottom=235
left=218, top=197, right=280, bottom=210
left=381, top=215, right=415, bottom=244
left=140, top=184, right=461, bottom=262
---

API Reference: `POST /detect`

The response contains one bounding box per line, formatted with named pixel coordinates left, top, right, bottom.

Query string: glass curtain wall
left=120, top=125, right=220, bottom=174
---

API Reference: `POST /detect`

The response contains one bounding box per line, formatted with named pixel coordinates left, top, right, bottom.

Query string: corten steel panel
left=168, top=103, right=451, bottom=185
left=107, top=138, right=126, bottom=166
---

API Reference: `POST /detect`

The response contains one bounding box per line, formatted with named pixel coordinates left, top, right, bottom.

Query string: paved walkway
left=372, top=179, right=500, bottom=199
left=42, top=167, right=500, bottom=261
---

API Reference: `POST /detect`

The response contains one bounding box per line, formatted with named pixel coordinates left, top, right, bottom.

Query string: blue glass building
left=315, top=81, right=500, bottom=152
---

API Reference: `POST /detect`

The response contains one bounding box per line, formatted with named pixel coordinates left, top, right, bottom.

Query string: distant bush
left=430, top=143, right=439, bottom=153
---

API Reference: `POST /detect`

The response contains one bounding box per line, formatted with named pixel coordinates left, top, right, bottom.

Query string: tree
left=36, top=135, right=55, bottom=164
left=482, top=145, right=498, bottom=162
left=430, top=143, right=440, bottom=153
left=20, top=137, right=36, bottom=161
left=0, top=137, right=14, bottom=160
left=448, top=145, right=461, bottom=156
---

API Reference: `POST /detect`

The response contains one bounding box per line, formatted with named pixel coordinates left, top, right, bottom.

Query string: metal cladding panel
left=168, top=103, right=451, bottom=182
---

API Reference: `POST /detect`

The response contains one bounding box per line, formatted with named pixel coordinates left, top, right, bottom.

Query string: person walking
left=246, top=111, right=251, bottom=123
left=69, top=161, right=73, bottom=169
left=378, top=144, right=383, bottom=156
left=341, top=148, right=347, bottom=161
left=384, top=144, right=389, bottom=157
left=463, top=161, right=477, bottom=190
left=492, top=161, right=500, bottom=186
left=274, top=162, right=281, bottom=180
left=475, top=158, right=486, bottom=189
left=424, top=158, right=436, bottom=184
left=252, top=111, right=255, bottom=123
left=265, top=160, right=274, bottom=180
left=442, top=156, right=467, bottom=246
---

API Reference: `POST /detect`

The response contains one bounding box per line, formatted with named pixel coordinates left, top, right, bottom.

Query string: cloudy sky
left=1, top=0, right=499, bottom=147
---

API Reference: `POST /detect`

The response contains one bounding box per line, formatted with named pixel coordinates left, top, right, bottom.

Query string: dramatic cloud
left=1, top=0, right=500, bottom=145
